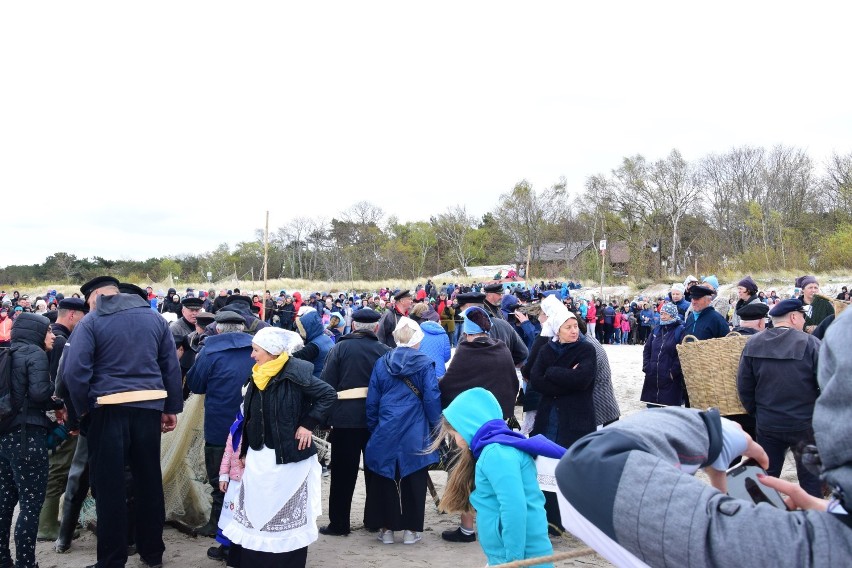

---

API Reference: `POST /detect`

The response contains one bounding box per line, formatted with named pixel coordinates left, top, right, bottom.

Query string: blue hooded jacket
left=418, top=321, right=451, bottom=378
left=298, top=310, right=334, bottom=379
left=365, top=347, right=441, bottom=479
left=444, top=388, right=554, bottom=567
left=185, top=332, right=254, bottom=445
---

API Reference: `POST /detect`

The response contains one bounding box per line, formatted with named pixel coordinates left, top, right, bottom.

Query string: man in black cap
left=455, top=292, right=528, bottom=366
left=170, top=297, right=204, bottom=375
left=482, top=282, right=505, bottom=320
left=36, top=297, right=87, bottom=542
left=318, top=308, right=391, bottom=536
left=205, top=295, right=268, bottom=337
left=62, top=276, right=183, bottom=568
left=732, top=302, right=768, bottom=336
left=737, top=298, right=822, bottom=497
left=185, top=310, right=254, bottom=555
left=376, top=290, right=413, bottom=348
left=681, top=284, right=729, bottom=340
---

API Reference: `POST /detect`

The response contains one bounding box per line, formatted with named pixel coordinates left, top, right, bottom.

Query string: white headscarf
left=253, top=327, right=304, bottom=356
left=539, top=295, right=566, bottom=338
left=546, top=304, right=577, bottom=341
left=394, top=316, right=425, bottom=348
left=297, top=305, right=316, bottom=317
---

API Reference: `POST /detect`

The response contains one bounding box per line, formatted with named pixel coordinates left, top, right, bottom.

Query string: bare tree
left=433, top=207, right=479, bottom=274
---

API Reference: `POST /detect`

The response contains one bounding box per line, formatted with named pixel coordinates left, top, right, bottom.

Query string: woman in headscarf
left=222, top=328, right=336, bottom=568
left=363, top=317, right=441, bottom=545
left=640, top=302, right=686, bottom=407
left=796, top=275, right=833, bottom=333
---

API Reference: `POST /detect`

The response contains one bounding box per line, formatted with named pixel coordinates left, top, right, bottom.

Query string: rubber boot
left=195, top=501, right=222, bottom=538
left=54, top=490, right=85, bottom=553
left=37, top=496, right=61, bottom=541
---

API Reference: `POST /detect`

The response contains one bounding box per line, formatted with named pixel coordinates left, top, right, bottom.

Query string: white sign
left=599, top=240, right=607, bottom=251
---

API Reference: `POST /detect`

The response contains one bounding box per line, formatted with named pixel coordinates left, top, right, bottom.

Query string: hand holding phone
left=726, top=459, right=789, bottom=509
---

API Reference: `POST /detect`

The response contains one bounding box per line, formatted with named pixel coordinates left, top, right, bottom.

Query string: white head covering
left=394, top=316, right=425, bottom=348
left=547, top=304, right=577, bottom=341
left=297, top=305, right=316, bottom=317
left=539, top=295, right=568, bottom=337
left=253, top=327, right=303, bottom=356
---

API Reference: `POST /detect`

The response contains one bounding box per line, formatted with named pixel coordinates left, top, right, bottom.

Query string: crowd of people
left=0, top=269, right=848, bottom=568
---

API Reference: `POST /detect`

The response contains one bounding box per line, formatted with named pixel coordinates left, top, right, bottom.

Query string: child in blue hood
left=437, top=388, right=565, bottom=567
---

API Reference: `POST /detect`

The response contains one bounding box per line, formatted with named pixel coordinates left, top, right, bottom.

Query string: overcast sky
left=2, top=1, right=850, bottom=268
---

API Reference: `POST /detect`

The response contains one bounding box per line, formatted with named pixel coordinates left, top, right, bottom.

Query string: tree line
left=3, top=145, right=851, bottom=287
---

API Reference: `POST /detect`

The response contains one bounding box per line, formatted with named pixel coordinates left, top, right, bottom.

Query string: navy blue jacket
left=682, top=307, right=730, bottom=340
left=186, top=331, right=254, bottom=445
left=641, top=322, right=686, bottom=406
left=63, top=293, right=183, bottom=416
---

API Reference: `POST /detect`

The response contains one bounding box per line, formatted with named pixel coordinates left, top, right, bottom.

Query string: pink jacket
left=219, top=431, right=245, bottom=483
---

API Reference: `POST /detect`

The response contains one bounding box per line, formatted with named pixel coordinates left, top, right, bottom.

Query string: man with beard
left=170, top=296, right=204, bottom=375
left=482, top=283, right=505, bottom=320
left=318, top=309, right=390, bottom=537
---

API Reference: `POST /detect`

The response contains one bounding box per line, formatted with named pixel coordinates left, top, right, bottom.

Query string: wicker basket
left=676, top=332, right=750, bottom=415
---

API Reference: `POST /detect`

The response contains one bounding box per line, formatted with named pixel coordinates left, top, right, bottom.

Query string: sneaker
left=441, top=527, right=476, bottom=543
left=403, top=530, right=422, bottom=545
left=377, top=529, right=394, bottom=544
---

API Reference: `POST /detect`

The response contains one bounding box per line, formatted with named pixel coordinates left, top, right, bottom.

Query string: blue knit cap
left=659, top=302, right=680, bottom=324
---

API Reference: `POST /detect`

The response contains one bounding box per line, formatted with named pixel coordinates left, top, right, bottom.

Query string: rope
left=489, top=547, right=596, bottom=567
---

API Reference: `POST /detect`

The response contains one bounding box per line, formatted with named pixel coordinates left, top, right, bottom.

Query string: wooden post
left=261, top=211, right=269, bottom=322
left=525, top=245, right=531, bottom=283
left=600, top=248, right=605, bottom=302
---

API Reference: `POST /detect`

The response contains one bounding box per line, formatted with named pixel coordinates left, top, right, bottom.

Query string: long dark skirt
left=235, top=545, right=307, bottom=568
left=363, top=467, right=428, bottom=532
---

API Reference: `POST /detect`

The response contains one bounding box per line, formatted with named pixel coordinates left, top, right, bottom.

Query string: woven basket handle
left=725, top=331, right=742, bottom=338
left=681, top=334, right=699, bottom=344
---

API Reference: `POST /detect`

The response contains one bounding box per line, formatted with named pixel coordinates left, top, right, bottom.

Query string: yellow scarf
left=251, top=353, right=289, bottom=391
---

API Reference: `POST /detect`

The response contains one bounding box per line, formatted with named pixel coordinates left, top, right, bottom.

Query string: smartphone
left=726, top=458, right=788, bottom=509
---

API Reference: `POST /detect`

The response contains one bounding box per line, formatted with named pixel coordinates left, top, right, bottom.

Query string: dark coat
left=8, top=313, right=55, bottom=431
left=520, top=336, right=547, bottom=413
left=242, top=357, right=336, bottom=465
left=365, top=348, right=441, bottom=479
left=737, top=327, right=821, bottom=432
left=320, top=330, right=390, bottom=428
left=682, top=308, right=729, bottom=340
left=63, top=293, right=184, bottom=416
left=641, top=322, right=686, bottom=406
left=439, top=337, right=517, bottom=418
left=530, top=337, right=597, bottom=448
left=185, top=331, right=254, bottom=445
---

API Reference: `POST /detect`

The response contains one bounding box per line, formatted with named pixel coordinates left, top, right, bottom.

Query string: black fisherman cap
left=80, top=276, right=120, bottom=301
left=58, top=298, right=87, bottom=312
left=351, top=308, right=381, bottom=323
left=736, top=302, right=769, bottom=321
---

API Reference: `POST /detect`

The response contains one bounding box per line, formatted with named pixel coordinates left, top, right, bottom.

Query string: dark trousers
left=87, top=406, right=165, bottom=568
left=757, top=427, right=822, bottom=498
left=364, top=467, right=428, bottom=532
left=205, top=443, right=226, bottom=515
left=240, top=545, right=306, bottom=568
left=0, top=427, right=48, bottom=568
left=58, top=434, right=90, bottom=546
left=327, top=428, right=371, bottom=532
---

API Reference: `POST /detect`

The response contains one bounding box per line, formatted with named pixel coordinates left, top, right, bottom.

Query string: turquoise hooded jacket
left=444, top=388, right=553, bottom=567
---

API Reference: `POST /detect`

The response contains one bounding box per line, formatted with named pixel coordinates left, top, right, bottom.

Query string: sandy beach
left=30, top=344, right=794, bottom=567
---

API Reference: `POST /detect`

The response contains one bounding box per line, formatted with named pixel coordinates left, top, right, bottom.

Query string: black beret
left=352, top=308, right=381, bottom=323
left=80, top=276, right=120, bottom=300
left=688, top=285, right=715, bottom=299
left=226, top=295, right=252, bottom=307
left=214, top=310, right=244, bottom=324
left=736, top=302, right=769, bottom=321
left=196, top=311, right=216, bottom=324
left=119, top=283, right=148, bottom=302
left=483, top=283, right=503, bottom=294
left=456, top=292, right=486, bottom=308
left=769, top=298, right=805, bottom=318
left=181, top=297, right=204, bottom=310
left=393, top=289, right=412, bottom=301
left=58, top=297, right=87, bottom=312
left=44, top=310, right=59, bottom=323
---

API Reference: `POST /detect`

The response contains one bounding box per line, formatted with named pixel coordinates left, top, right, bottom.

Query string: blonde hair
left=409, top=303, right=428, bottom=318
left=428, top=418, right=475, bottom=514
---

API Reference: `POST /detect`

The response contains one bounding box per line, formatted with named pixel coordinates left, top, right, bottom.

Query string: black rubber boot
left=195, top=501, right=222, bottom=538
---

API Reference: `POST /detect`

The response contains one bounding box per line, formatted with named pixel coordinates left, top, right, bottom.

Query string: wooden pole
left=525, top=245, right=531, bottom=283
left=599, top=248, right=605, bottom=302
left=262, top=211, right=269, bottom=321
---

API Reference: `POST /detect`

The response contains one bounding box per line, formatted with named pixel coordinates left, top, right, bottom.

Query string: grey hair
left=393, top=324, right=417, bottom=345
left=352, top=320, right=378, bottom=332
left=216, top=322, right=246, bottom=334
